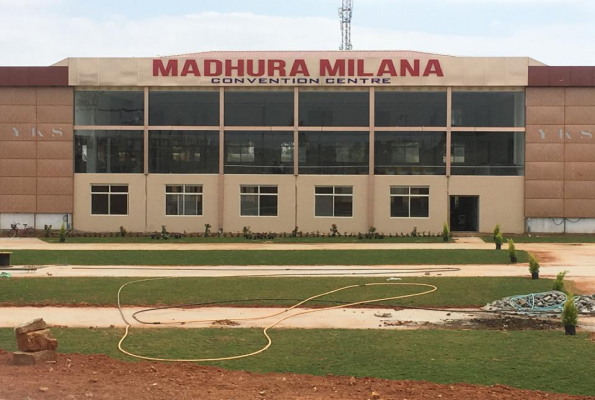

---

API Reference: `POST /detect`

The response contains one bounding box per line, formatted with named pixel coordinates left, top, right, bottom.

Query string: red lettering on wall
left=267, top=60, right=287, bottom=76
left=377, top=60, right=398, bottom=76
left=357, top=59, right=373, bottom=77
left=320, top=59, right=346, bottom=76
left=204, top=60, right=223, bottom=76
left=225, top=59, right=245, bottom=76
left=423, top=60, right=444, bottom=77
left=153, top=59, right=178, bottom=76
left=289, top=59, right=310, bottom=76
left=400, top=60, right=420, bottom=77
left=247, top=60, right=266, bottom=77
left=181, top=60, right=201, bottom=77
left=347, top=59, right=355, bottom=76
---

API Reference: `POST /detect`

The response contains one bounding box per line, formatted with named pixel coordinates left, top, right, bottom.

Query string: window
left=450, top=132, right=525, bottom=176
left=75, top=130, right=144, bottom=174
left=166, top=185, right=203, bottom=216
left=149, top=131, right=219, bottom=174
left=375, top=91, right=447, bottom=127
left=390, top=187, right=429, bottom=218
left=374, top=132, right=446, bottom=175
left=149, top=91, right=219, bottom=126
left=298, top=131, right=369, bottom=175
left=240, top=185, right=278, bottom=216
left=299, top=91, right=369, bottom=127
left=225, top=131, right=293, bottom=174
left=225, top=91, right=294, bottom=126
left=315, top=186, right=353, bottom=217
left=75, top=91, right=144, bottom=126
left=452, top=91, right=525, bottom=127
left=91, top=185, right=128, bottom=215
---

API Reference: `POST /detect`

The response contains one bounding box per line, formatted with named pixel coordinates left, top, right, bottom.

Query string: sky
left=1, top=0, right=594, bottom=66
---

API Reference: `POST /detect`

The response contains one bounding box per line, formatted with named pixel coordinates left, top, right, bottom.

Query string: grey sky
left=0, top=0, right=593, bottom=65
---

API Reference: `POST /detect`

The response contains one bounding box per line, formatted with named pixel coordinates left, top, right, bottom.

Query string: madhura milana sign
left=153, top=58, right=443, bottom=85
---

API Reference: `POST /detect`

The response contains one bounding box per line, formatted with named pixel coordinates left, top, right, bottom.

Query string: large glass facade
left=74, top=130, right=144, bottom=173
left=375, top=132, right=446, bottom=175
left=299, top=131, right=369, bottom=175
left=149, top=131, right=219, bottom=174
left=224, top=131, right=293, bottom=174
left=450, top=132, right=525, bottom=176
left=299, top=91, right=369, bottom=127
left=375, top=91, right=447, bottom=127
left=149, top=91, right=219, bottom=126
left=75, top=91, right=144, bottom=126
left=225, top=91, right=293, bottom=126
left=452, top=91, right=525, bottom=127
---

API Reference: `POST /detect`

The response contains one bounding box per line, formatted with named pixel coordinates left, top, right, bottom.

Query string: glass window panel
left=390, top=187, right=409, bottom=195
left=225, top=131, right=294, bottom=174
left=149, top=91, right=219, bottom=126
left=375, top=132, right=446, bottom=175
left=334, top=196, right=353, bottom=217
left=110, top=194, right=128, bottom=215
left=410, top=197, right=429, bottom=217
left=335, top=186, right=353, bottom=195
left=91, top=194, right=109, bottom=215
left=241, top=186, right=258, bottom=194
left=315, top=186, right=333, bottom=194
left=225, top=91, right=293, bottom=126
left=259, top=195, right=278, bottom=216
left=411, top=187, right=429, bottom=195
left=260, top=186, right=278, bottom=194
left=390, top=197, right=409, bottom=218
left=166, top=186, right=183, bottom=193
left=111, top=186, right=128, bottom=193
left=165, top=194, right=181, bottom=215
left=240, top=194, right=259, bottom=216
left=75, top=131, right=144, bottom=174
left=185, top=186, right=202, bottom=193
left=299, top=91, right=369, bottom=127
left=298, top=131, right=369, bottom=175
left=149, top=131, right=219, bottom=174
left=91, top=185, right=109, bottom=193
left=75, top=91, right=144, bottom=126
left=452, top=91, right=525, bottom=127
left=375, top=91, right=447, bottom=127
left=451, top=132, right=525, bottom=176
left=315, top=196, right=334, bottom=217
left=183, top=194, right=200, bottom=216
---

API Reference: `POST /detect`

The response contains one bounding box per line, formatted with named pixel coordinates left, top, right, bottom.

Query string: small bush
left=330, top=224, right=339, bottom=237
left=552, top=270, right=568, bottom=292
left=495, top=232, right=504, bottom=246
left=119, top=226, right=127, bottom=237
left=528, top=253, right=540, bottom=274
left=43, top=224, right=52, bottom=238
left=507, top=239, right=516, bottom=259
left=493, top=224, right=500, bottom=242
left=442, top=223, right=450, bottom=241
left=204, top=223, right=211, bottom=238
left=59, top=223, right=66, bottom=243
left=562, top=293, right=578, bottom=327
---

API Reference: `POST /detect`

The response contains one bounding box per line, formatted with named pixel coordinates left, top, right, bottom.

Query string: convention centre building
left=1, top=51, right=594, bottom=234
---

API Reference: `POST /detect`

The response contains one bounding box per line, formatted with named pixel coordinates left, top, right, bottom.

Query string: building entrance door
left=450, top=196, right=479, bottom=232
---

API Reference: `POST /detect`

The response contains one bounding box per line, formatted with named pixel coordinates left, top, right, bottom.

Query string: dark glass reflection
left=299, top=131, right=369, bottom=175
left=149, top=131, right=219, bottom=174
left=75, top=131, right=143, bottom=173
left=452, top=91, right=525, bottom=127
left=299, top=91, right=369, bottom=127
left=225, top=91, right=293, bottom=126
left=75, top=91, right=144, bottom=126
left=375, top=132, right=446, bottom=175
left=375, top=91, right=447, bottom=127
left=451, top=132, right=525, bottom=176
left=149, top=91, right=219, bottom=126
left=224, top=131, right=294, bottom=174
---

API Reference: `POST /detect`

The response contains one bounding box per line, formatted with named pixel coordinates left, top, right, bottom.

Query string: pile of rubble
left=12, top=318, right=58, bottom=365
left=483, top=291, right=595, bottom=314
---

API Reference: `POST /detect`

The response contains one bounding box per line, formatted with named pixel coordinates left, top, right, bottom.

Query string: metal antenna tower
left=338, top=0, right=353, bottom=50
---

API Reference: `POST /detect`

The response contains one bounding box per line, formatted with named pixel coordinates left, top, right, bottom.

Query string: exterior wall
left=146, top=174, right=219, bottom=233
left=0, top=86, right=74, bottom=228
left=449, top=176, right=525, bottom=233
left=73, top=174, right=146, bottom=232
left=373, top=175, right=448, bottom=235
left=525, top=87, right=595, bottom=222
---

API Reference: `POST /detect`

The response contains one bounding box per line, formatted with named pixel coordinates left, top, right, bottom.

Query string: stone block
left=14, top=318, right=47, bottom=335
left=12, top=350, right=58, bottom=365
left=16, top=329, right=58, bottom=351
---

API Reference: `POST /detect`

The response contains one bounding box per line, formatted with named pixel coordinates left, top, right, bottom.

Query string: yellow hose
left=117, top=280, right=437, bottom=363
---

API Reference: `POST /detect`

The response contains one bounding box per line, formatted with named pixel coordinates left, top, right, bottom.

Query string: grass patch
left=0, top=276, right=553, bottom=307
left=41, top=236, right=446, bottom=244
left=0, top=327, right=593, bottom=396
left=3, top=249, right=526, bottom=266
left=481, top=235, right=595, bottom=243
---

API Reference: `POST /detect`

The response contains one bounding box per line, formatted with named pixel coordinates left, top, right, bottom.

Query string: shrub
left=561, top=293, right=578, bottom=327
left=528, top=253, right=540, bottom=274
left=495, top=232, right=504, bottom=246
left=493, top=224, right=501, bottom=242
left=43, top=224, right=52, bottom=238
left=552, top=270, right=569, bottom=292
left=507, top=239, right=516, bottom=259
left=161, top=225, right=169, bottom=240
left=330, top=224, right=339, bottom=237
left=204, top=223, right=211, bottom=238
left=119, top=226, right=127, bottom=237
left=59, top=223, right=66, bottom=243
left=442, top=222, right=450, bottom=241
left=411, top=227, right=418, bottom=237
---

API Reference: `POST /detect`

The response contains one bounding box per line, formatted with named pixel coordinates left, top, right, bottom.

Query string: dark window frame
left=314, top=186, right=354, bottom=218
left=240, top=185, right=279, bottom=217
left=90, top=184, right=129, bottom=216
left=390, top=186, right=430, bottom=218
left=165, top=185, right=204, bottom=216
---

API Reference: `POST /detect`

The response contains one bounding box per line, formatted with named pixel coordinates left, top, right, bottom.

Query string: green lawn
left=41, top=236, right=447, bottom=244
left=0, top=276, right=554, bottom=307
left=482, top=235, right=595, bottom=243
left=3, top=249, right=526, bottom=266
left=0, top=327, right=592, bottom=396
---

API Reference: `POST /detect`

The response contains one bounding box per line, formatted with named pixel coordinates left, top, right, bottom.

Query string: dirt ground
left=0, top=351, right=592, bottom=400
